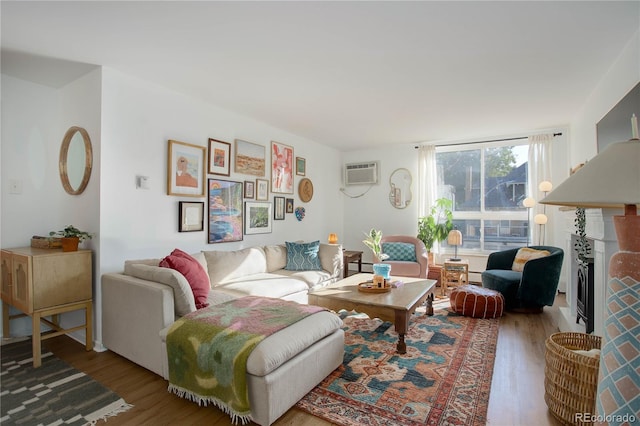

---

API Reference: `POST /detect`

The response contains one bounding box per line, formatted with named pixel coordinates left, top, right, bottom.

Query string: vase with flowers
left=363, top=228, right=391, bottom=279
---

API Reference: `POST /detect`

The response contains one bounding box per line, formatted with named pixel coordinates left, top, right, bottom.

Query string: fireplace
left=576, top=258, right=594, bottom=333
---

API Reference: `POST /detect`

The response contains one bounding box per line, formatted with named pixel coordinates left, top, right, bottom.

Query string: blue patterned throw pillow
left=381, top=242, right=417, bottom=262
left=285, top=240, right=322, bottom=271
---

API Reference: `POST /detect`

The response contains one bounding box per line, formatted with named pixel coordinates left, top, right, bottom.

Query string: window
left=436, top=142, right=529, bottom=252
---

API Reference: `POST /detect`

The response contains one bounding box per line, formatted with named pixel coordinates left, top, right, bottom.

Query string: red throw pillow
left=159, top=249, right=210, bottom=309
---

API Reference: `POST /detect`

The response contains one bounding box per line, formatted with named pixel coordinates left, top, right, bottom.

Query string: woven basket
left=544, top=332, right=601, bottom=425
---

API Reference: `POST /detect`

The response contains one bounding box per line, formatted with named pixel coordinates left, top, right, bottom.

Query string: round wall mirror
left=59, top=126, right=93, bottom=195
left=389, top=168, right=412, bottom=209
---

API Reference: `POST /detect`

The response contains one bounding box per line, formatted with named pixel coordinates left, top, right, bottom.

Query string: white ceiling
left=2, top=1, right=639, bottom=151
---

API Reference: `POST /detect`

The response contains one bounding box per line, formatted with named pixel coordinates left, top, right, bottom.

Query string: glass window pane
left=484, top=219, right=529, bottom=251
left=442, top=220, right=481, bottom=250
left=484, top=145, right=528, bottom=211
left=436, top=150, right=481, bottom=211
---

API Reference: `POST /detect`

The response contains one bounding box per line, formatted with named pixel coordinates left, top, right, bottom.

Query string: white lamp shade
left=541, top=139, right=640, bottom=208
left=534, top=213, right=548, bottom=225
left=522, top=197, right=536, bottom=208
left=447, top=229, right=462, bottom=246
left=538, top=181, right=553, bottom=192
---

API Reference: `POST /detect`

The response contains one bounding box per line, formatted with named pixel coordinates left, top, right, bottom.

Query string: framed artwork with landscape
left=167, top=139, right=206, bottom=197
left=271, top=141, right=294, bottom=194
left=235, top=139, right=265, bottom=176
left=208, top=179, right=243, bottom=243
left=208, top=138, right=231, bottom=176
left=244, top=201, right=272, bottom=234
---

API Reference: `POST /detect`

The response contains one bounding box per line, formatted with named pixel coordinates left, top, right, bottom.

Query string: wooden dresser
left=1, top=247, right=93, bottom=367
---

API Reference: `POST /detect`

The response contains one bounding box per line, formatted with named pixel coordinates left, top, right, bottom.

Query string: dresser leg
left=85, top=301, right=93, bottom=351
left=32, top=312, right=42, bottom=368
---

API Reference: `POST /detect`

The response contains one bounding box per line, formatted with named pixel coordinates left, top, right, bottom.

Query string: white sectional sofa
left=101, top=243, right=345, bottom=426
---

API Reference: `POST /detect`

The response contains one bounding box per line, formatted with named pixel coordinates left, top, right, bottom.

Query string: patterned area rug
left=0, top=339, right=132, bottom=425
left=296, top=307, right=499, bottom=426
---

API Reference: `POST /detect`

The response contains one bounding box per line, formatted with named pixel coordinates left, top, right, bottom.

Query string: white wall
left=341, top=144, right=419, bottom=264
left=1, top=66, right=343, bottom=346
left=95, top=67, right=342, bottom=345
left=1, top=69, right=102, bottom=337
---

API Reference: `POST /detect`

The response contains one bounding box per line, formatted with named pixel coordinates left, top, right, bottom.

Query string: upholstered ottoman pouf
left=450, top=285, right=504, bottom=319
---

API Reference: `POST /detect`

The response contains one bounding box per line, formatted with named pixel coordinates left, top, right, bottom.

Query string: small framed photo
left=296, top=157, right=306, bottom=176
left=286, top=198, right=294, bottom=214
left=208, top=138, right=231, bottom=176
left=245, top=201, right=272, bottom=234
left=179, top=201, right=204, bottom=232
left=167, top=139, right=206, bottom=197
left=256, top=178, right=269, bottom=201
left=274, top=197, right=285, bottom=220
left=244, top=180, right=255, bottom=199
left=235, top=139, right=266, bottom=176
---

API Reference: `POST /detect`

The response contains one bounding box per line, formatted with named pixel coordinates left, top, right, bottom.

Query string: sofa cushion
left=274, top=269, right=333, bottom=290
left=159, top=249, right=210, bottom=309
left=264, top=244, right=287, bottom=272
left=204, top=247, right=267, bottom=285
left=215, top=273, right=309, bottom=299
left=511, top=247, right=550, bottom=272
left=246, top=311, right=343, bottom=376
left=381, top=242, right=417, bottom=262
left=285, top=241, right=322, bottom=271
left=124, top=263, right=196, bottom=317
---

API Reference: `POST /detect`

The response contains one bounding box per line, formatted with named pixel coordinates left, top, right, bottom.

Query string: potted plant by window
left=49, top=225, right=93, bottom=252
left=417, top=197, right=454, bottom=263
left=363, top=228, right=391, bottom=279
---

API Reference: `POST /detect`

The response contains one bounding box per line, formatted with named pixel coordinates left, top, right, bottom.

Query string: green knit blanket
left=166, top=296, right=326, bottom=424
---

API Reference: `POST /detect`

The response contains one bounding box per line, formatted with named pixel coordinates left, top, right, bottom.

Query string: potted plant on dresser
left=49, top=225, right=93, bottom=252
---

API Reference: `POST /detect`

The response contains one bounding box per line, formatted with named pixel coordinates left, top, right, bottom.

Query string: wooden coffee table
left=308, top=273, right=436, bottom=354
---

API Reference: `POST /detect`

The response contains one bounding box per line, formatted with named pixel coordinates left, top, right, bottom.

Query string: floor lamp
left=541, top=120, right=640, bottom=422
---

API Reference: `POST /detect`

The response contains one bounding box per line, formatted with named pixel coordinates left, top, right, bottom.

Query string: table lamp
left=328, top=233, right=338, bottom=244
left=540, top=117, right=639, bottom=421
left=447, top=229, right=463, bottom=261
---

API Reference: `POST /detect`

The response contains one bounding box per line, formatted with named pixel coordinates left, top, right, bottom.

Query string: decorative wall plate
left=295, top=207, right=306, bottom=221
left=298, top=178, right=313, bottom=202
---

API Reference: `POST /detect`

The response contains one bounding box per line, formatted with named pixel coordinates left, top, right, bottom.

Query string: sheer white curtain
left=418, top=144, right=437, bottom=217
left=528, top=133, right=553, bottom=246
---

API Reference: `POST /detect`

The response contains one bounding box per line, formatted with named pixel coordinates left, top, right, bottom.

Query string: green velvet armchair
left=481, top=245, right=564, bottom=311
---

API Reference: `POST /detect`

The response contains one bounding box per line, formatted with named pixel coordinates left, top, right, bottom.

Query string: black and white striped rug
left=0, top=339, right=132, bottom=425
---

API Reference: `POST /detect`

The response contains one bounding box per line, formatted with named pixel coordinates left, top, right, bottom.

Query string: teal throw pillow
left=381, top=242, right=417, bottom=262
left=285, top=240, right=322, bottom=271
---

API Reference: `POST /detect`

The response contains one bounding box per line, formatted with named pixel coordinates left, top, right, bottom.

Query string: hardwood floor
left=21, top=295, right=567, bottom=426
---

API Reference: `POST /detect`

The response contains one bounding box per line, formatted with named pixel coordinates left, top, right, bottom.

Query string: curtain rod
left=414, top=132, right=562, bottom=148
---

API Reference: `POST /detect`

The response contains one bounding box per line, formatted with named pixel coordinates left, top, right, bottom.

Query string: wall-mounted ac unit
left=344, top=161, right=379, bottom=186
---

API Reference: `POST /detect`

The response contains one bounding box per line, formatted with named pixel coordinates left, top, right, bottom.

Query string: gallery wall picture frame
left=179, top=201, right=204, bottom=232
left=244, top=201, right=272, bottom=234
left=244, top=180, right=255, bottom=199
left=298, top=178, right=314, bottom=202
left=274, top=196, right=285, bottom=220
left=208, top=178, right=244, bottom=243
left=296, top=157, right=306, bottom=176
left=271, top=141, right=294, bottom=194
left=235, top=139, right=266, bottom=176
left=285, top=198, right=294, bottom=214
left=167, top=139, right=206, bottom=197
left=256, top=178, right=269, bottom=201
left=208, top=138, right=231, bottom=176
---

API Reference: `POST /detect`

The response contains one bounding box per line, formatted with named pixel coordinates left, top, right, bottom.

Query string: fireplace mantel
left=558, top=208, right=619, bottom=336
